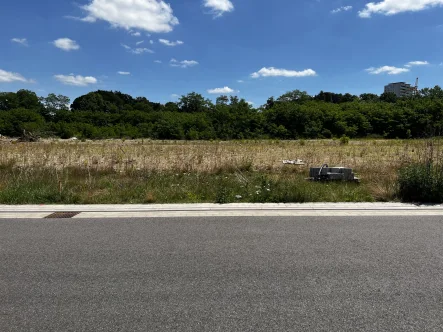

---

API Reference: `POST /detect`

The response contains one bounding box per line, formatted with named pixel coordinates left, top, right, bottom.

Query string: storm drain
left=45, top=212, right=80, bottom=219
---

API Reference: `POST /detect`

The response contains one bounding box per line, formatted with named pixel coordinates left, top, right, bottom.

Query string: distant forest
left=1, top=87, right=443, bottom=140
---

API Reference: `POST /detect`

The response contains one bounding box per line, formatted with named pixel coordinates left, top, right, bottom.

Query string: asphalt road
left=1, top=216, right=443, bottom=332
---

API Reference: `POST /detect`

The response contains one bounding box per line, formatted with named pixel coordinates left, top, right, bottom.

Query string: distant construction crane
left=413, top=77, right=419, bottom=95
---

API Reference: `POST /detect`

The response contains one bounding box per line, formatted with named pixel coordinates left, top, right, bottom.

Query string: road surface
left=1, top=216, right=443, bottom=331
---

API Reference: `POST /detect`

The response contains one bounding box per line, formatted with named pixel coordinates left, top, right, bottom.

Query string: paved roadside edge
left=1, top=203, right=443, bottom=218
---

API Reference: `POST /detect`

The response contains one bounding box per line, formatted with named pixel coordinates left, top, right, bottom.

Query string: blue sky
left=1, top=0, right=443, bottom=106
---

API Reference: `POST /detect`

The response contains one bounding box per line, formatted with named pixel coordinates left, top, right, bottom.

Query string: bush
left=339, top=135, right=350, bottom=145
left=397, top=162, right=443, bottom=203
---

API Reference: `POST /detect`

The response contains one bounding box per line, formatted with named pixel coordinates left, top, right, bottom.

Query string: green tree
left=265, top=97, right=275, bottom=110
left=164, top=102, right=179, bottom=112
left=71, top=92, right=106, bottom=112
left=16, top=90, right=42, bottom=110
left=0, top=92, right=18, bottom=111
left=277, top=90, right=311, bottom=103
left=178, top=93, right=212, bottom=113
left=39, top=93, right=70, bottom=119
left=380, top=92, right=397, bottom=103
left=360, top=93, right=379, bottom=102
left=216, top=95, right=229, bottom=105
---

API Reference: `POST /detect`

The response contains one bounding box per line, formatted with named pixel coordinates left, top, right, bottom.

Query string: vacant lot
left=0, top=139, right=439, bottom=204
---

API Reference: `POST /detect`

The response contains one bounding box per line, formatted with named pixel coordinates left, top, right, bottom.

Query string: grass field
left=0, top=138, right=440, bottom=204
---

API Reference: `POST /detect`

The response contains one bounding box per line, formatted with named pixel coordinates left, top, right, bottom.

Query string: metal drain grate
left=45, top=212, right=80, bottom=219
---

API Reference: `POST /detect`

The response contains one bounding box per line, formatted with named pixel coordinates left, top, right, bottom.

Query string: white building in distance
left=384, top=82, right=414, bottom=98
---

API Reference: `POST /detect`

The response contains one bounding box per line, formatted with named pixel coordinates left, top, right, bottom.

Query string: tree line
left=1, top=87, right=443, bottom=140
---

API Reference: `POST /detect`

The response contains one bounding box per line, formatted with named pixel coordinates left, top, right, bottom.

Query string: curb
left=1, top=203, right=443, bottom=219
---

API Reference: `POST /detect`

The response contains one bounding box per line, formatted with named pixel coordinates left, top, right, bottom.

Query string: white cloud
left=207, top=86, right=236, bottom=94
left=154, top=60, right=162, bottom=63
left=133, top=48, right=154, bottom=54
left=405, top=60, right=430, bottom=67
left=54, top=74, right=98, bottom=86
left=136, top=40, right=144, bottom=45
left=79, top=0, right=179, bottom=33
left=170, top=59, right=199, bottom=68
left=359, top=0, right=443, bottom=18
left=117, top=71, right=131, bottom=75
left=11, top=38, right=28, bottom=46
left=150, top=40, right=154, bottom=44
left=0, top=69, right=34, bottom=83
left=180, top=60, right=198, bottom=67
left=53, top=38, right=80, bottom=51
left=121, top=43, right=154, bottom=54
left=251, top=67, right=317, bottom=78
left=65, top=15, right=97, bottom=22
left=203, top=0, right=234, bottom=17
left=171, top=93, right=180, bottom=98
left=365, top=66, right=410, bottom=75
left=237, top=80, right=244, bottom=83
left=159, top=39, right=184, bottom=46
left=246, top=101, right=254, bottom=105
left=130, top=30, right=141, bottom=37
left=331, top=6, right=353, bottom=14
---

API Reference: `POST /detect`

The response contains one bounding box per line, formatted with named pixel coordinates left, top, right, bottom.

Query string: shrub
left=215, top=185, right=229, bottom=204
left=397, top=162, right=443, bottom=203
left=339, top=135, right=350, bottom=145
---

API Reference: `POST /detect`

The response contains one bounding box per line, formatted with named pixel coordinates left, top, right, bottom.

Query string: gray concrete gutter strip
left=0, top=202, right=439, bottom=212
left=1, top=203, right=443, bottom=218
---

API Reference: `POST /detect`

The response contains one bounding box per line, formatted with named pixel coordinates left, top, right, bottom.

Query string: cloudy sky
left=1, top=0, right=442, bottom=105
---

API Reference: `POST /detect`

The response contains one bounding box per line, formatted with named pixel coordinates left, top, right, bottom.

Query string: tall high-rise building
left=384, top=82, right=414, bottom=98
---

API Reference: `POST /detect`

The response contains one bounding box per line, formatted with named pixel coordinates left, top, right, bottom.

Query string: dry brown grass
left=0, top=138, right=427, bottom=171
left=0, top=138, right=440, bottom=201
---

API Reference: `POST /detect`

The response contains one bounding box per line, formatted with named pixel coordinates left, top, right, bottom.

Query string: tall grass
left=397, top=163, right=443, bottom=203
left=0, top=164, right=373, bottom=204
left=0, top=138, right=440, bottom=204
left=397, top=139, right=443, bottom=203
